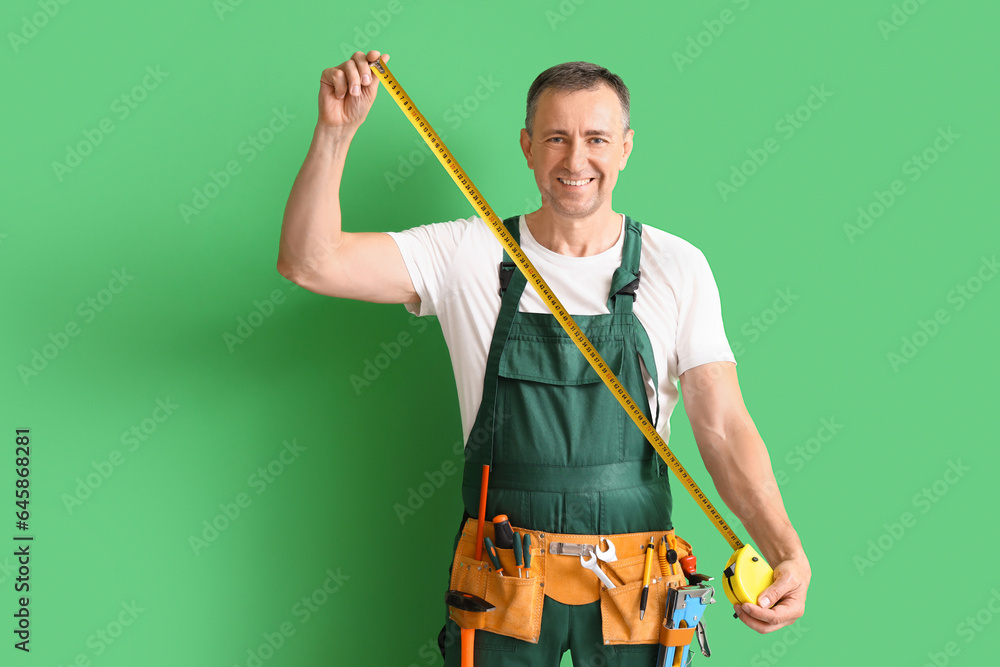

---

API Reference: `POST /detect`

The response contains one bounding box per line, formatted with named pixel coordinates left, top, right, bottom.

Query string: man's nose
left=564, top=139, right=588, bottom=172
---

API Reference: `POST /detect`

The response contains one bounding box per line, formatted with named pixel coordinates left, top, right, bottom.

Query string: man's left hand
left=734, top=557, right=810, bottom=633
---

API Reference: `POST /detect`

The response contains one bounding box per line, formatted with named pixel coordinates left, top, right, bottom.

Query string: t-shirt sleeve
left=675, top=248, right=737, bottom=376
left=385, top=217, right=474, bottom=317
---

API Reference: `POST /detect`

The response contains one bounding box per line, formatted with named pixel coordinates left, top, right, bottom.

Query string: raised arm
left=277, top=50, right=418, bottom=306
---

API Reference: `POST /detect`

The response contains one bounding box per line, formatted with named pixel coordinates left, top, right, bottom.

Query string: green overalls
left=442, top=214, right=678, bottom=666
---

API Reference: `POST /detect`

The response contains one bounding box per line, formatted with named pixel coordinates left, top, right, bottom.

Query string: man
left=278, top=50, right=810, bottom=665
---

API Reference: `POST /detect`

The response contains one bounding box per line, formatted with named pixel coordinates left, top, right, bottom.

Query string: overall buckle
left=498, top=261, right=516, bottom=296
left=615, top=270, right=641, bottom=300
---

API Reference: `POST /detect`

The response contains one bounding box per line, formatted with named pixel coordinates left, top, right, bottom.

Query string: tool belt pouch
left=448, top=518, right=545, bottom=643
left=599, top=535, right=693, bottom=645
left=448, top=520, right=695, bottom=646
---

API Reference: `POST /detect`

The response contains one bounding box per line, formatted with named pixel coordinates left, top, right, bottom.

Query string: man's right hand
left=318, top=50, right=390, bottom=130
left=281, top=48, right=417, bottom=306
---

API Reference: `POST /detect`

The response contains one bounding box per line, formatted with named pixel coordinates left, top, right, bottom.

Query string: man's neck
left=524, top=208, right=623, bottom=257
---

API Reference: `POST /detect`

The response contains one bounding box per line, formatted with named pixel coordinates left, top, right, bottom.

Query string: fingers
left=757, top=572, right=796, bottom=611
left=733, top=572, right=805, bottom=633
left=735, top=588, right=806, bottom=634
left=731, top=558, right=810, bottom=634
left=352, top=50, right=390, bottom=93
left=735, top=603, right=786, bottom=634
left=341, top=53, right=364, bottom=98
left=320, top=67, right=346, bottom=99
left=740, top=599, right=792, bottom=626
left=352, top=51, right=373, bottom=89
left=320, top=51, right=391, bottom=100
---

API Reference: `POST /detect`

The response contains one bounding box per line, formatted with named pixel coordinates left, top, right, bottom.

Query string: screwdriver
left=514, top=532, right=524, bottom=578
left=484, top=537, right=505, bottom=576
left=522, top=534, right=532, bottom=578
left=493, top=514, right=514, bottom=549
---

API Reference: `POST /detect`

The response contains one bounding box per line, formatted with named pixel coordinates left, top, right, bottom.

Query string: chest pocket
left=494, top=331, right=630, bottom=467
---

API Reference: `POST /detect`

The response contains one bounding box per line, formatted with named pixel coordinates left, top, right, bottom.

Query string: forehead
left=533, top=84, right=622, bottom=133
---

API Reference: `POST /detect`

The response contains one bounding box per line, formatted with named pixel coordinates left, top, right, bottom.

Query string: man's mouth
left=558, top=177, right=595, bottom=187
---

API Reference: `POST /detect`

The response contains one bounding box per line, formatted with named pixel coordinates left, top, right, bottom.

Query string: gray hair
left=525, top=61, right=630, bottom=137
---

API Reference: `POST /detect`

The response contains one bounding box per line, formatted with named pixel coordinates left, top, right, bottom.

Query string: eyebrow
left=545, top=129, right=612, bottom=137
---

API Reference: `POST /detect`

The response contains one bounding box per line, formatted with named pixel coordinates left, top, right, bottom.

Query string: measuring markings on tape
left=369, top=58, right=744, bottom=551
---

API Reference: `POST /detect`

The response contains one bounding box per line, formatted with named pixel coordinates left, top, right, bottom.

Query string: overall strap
left=476, top=215, right=527, bottom=468
left=607, top=216, right=643, bottom=314
left=607, top=217, right=662, bottom=434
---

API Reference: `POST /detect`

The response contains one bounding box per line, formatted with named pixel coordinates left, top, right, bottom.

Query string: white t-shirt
left=386, top=213, right=737, bottom=448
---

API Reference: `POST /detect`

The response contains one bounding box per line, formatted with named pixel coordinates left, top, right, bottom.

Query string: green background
left=3, top=0, right=998, bottom=665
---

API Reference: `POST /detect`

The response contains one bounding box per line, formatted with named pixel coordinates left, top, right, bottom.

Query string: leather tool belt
left=449, top=518, right=694, bottom=645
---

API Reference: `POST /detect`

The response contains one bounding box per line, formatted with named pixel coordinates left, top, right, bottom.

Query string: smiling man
left=278, top=50, right=810, bottom=666
left=519, top=70, right=630, bottom=257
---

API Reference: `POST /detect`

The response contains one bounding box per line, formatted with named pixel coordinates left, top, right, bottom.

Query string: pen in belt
left=639, top=537, right=655, bottom=620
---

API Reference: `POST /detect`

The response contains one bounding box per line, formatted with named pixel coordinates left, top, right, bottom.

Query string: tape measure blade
left=371, top=59, right=743, bottom=551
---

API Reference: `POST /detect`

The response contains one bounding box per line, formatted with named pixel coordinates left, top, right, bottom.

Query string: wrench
left=580, top=552, right=616, bottom=589
left=595, top=538, right=617, bottom=563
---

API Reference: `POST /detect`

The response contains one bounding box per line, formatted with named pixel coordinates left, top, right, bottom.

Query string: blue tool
left=656, top=585, right=715, bottom=666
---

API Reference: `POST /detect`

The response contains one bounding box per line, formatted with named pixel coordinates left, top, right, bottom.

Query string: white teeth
left=559, top=178, right=593, bottom=186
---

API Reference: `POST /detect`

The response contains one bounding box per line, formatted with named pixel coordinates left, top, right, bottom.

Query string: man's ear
left=520, top=128, right=534, bottom=169
left=619, top=128, right=635, bottom=170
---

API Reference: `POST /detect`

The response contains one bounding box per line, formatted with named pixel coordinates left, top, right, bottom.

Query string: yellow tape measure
left=370, top=58, right=772, bottom=598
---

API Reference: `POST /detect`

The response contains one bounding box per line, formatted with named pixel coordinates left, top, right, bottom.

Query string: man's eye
left=547, top=137, right=607, bottom=143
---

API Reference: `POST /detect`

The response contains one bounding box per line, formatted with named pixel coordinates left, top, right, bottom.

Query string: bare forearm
left=278, top=123, right=356, bottom=280
left=698, top=419, right=808, bottom=567
left=712, top=421, right=812, bottom=629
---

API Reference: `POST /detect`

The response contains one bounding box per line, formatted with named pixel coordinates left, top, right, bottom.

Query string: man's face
left=520, top=83, right=634, bottom=220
